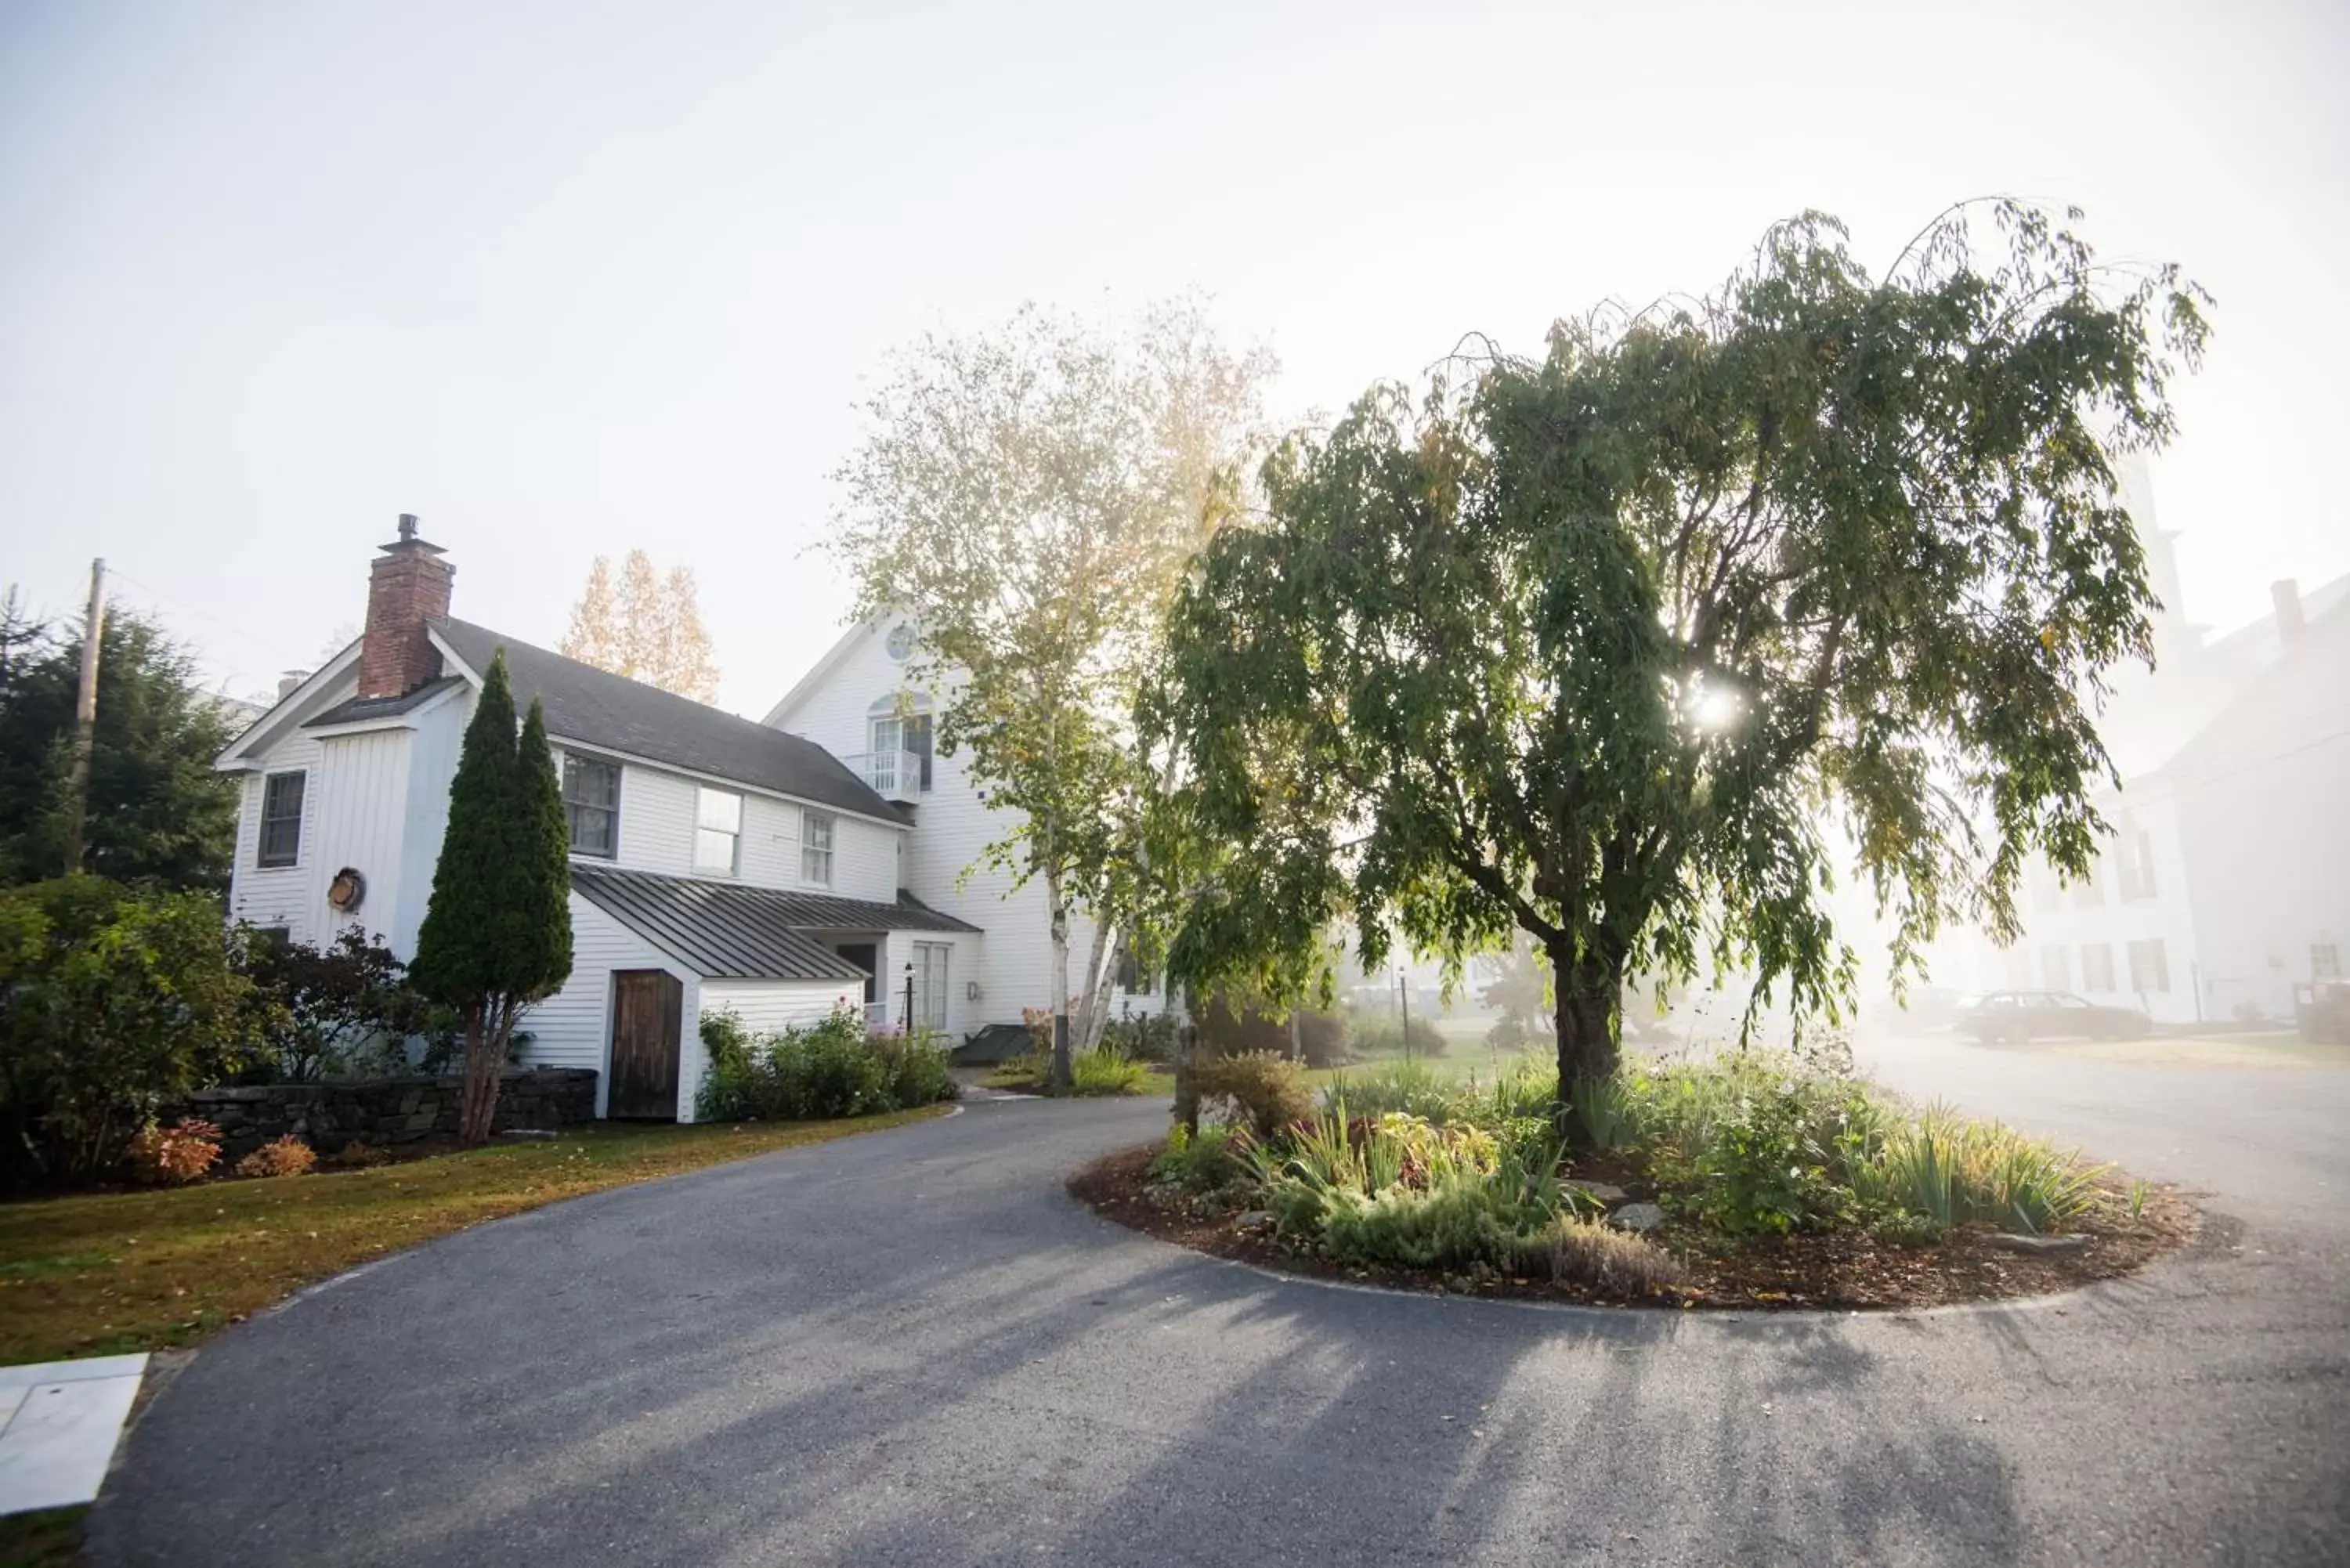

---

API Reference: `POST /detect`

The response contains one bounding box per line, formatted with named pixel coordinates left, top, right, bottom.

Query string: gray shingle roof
left=569, top=865, right=980, bottom=982
left=304, top=675, right=469, bottom=729
left=429, top=618, right=906, bottom=823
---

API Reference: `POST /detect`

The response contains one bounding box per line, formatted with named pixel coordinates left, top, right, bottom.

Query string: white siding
left=874, top=928, right=982, bottom=1039
left=768, top=619, right=1097, bottom=1034
left=697, top=980, right=862, bottom=1038
left=306, top=728, right=413, bottom=945
left=229, top=728, right=327, bottom=941
left=521, top=894, right=701, bottom=1120
left=392, top=688, right=472, bottom=954
left=565, top=750, right=906, bottom=901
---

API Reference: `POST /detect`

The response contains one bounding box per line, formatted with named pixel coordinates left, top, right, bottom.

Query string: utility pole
left=62, top=558, right=106, bottom=876
left=1397, top=963, right=1412, bottom=1064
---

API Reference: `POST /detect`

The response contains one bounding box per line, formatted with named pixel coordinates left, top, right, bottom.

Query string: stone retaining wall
left=164, top=1069, right=598, bottom=1162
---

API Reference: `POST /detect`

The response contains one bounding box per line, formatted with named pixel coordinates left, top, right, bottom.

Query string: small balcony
left=845, top=748, right=923, bottom=803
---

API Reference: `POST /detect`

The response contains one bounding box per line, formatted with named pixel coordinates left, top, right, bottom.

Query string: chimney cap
left=378, top=512, right=448, bottom=556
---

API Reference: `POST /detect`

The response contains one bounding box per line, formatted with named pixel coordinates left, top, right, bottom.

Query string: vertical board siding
left=392, top=689, right=472, bottom=956
left=308, top=728, right=413, bottom=945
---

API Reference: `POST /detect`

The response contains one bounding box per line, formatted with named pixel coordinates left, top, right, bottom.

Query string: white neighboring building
left=763, top=618, right=1177, bottom=1043
left=216, top=521, right=979, bottom=1121
left=1973, top=533, right=2350, bottom=1026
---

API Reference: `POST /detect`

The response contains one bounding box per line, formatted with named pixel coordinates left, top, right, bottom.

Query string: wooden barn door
left=607, top=970, right=685, bottom=1120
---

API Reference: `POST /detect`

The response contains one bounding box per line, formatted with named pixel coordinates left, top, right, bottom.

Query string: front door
left=608, top=969, right=684, bottom=1119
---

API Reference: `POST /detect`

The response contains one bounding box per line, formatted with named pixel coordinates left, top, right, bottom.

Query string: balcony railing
left=844, top=749, right=923, bottom=802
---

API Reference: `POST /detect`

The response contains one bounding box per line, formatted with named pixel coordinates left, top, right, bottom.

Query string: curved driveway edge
left=89, top=1094, right=2350, bottom=1566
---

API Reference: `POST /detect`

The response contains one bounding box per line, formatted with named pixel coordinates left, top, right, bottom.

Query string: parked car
left=1958, top=990, right=2153, bottom=1044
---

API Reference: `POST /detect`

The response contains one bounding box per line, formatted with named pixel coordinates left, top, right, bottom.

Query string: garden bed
left=1072, top=1143, right=2196, bottom=1310
left=1069, top=1050, right=2200, bottom=1313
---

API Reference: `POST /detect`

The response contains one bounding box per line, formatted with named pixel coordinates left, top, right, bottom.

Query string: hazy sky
left=3, top=0, right=2345, bottom=714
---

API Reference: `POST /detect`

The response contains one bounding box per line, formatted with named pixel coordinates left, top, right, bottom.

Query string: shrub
left=238, top=926, right=433, bottom=1082
left=235, top=1134, right=317, bottom=1179
left=1523, top=1216, right=1688, bottom=1294
left=1195, top=992, right=1347, bottom=1066
left=982, top=1049, right=1050, bottom=1091
left=1191, top=1051, right=1314, bottom=1139
left=693, top=1006, right=951, bottom=1121
left=1628, top=1053, right=1897, bottom=1235
left=128, top=1118, right=222, bottom=1184
left=1856, top=1105, right=2105, bottom=1234
left=1347, top=1010, right=1448, bottom=1058
left=1070, top=1042, right=1151, bottom=1097
left=1101, top=1010, right=1178, bottom=1063
left=0, top=878, right=270, bottom=1188
left=870, top=1029, right=958, bottom=1107
left=1148, top=1123, right=1244, bottom=1191
left=1321, top=1060, right=1459, bottom=1122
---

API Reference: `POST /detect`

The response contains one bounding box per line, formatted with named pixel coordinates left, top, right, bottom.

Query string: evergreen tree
left=0, top=602, right=239, bottom=889
left=410, top=652, right=574, bottom=1144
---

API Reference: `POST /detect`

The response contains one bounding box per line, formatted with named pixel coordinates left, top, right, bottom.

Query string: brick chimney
left=358, top=515, right=454, bottom=699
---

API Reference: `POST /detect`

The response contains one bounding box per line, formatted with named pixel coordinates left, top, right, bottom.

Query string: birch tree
left=1153, top=203, right=2210, bottom=1140
left=560, top=551, right=721, bottom=702
left=832, top=298, right=1274, bottom=1089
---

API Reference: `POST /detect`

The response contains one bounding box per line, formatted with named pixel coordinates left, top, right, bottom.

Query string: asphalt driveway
left=89, top=1057, right=2350, bottom=1567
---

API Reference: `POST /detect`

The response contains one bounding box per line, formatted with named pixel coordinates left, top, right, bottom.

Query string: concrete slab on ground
left=0, top=1354, right=147, bottom=1516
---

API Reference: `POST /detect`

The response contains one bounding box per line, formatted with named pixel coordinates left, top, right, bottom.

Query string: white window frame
left=801, top=808, right=834, bottom=886
left=913, top=941, right=949, bottom=1032
left=694, top=787, right=743, bottom=876
left=257, top=769, right=306, bottom=868
left=562, top=754, right=621, bottom=860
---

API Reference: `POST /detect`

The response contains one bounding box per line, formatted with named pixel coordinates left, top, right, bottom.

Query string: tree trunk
left=455, top=999, right=505, bottom=1147
left=1550, top=941, right=1623, bottom=1151
left=1288, top=1010, right=1303, bottom=1063
left=1047, top=872, right=1073, bottom=1093
left=1072, top=919, right=1115, bottom=1056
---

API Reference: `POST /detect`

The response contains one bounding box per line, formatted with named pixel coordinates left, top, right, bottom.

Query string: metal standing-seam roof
left=569, top=865, right=979, bottom=982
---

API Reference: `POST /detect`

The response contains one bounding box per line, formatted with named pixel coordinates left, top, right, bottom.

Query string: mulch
left=1068, top=1143, right=2200, bottom=1312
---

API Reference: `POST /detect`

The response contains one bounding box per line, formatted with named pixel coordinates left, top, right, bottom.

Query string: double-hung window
left=695, top=788, right=743, bottom=875
left=801, top=809, right=834, bottom=886
left=562, top=756, right=620, bottom=858
left=258, top=771, right=306, bottom=868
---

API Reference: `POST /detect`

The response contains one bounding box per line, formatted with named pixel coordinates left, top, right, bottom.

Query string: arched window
left=868, top=692, right=935, bottom=791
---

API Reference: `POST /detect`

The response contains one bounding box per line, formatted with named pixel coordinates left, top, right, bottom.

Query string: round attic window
left=885, top=623, right=916, bottom=661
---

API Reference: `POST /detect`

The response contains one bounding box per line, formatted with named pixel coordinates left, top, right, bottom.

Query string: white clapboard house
left=217, top=520, right=984, bottom=1121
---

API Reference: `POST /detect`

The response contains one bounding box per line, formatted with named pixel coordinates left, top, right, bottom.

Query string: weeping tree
left=410, top=653, right=573, bottom=1145
left=1152, top=202, right=2209, bottom=1140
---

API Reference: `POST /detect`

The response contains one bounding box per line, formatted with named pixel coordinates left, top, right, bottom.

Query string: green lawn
left=1305, top=1044, right=1546, bottom=1090
left=0, top=1108, right=947, bottom=1368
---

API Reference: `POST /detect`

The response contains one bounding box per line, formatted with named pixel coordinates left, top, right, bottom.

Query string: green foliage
left=1248, top=1105, right=1584, bottom=1275
left=410, top=659, right=573, bottom=1143
left=831, top=299, right=1278, bottom=1092
left=237, top=926, right=433, bottom=1082
left=1190, top=1050, right=1315, bottom=1140
left=1150, top=201, right=2211, bottom=1133
left=1855, top=1105, right=2106, bottom=1234
left=1069, top=1042, right=1152, bottom=1097
left=694, top=1008, right=956, bottom=1122
left=1319, top=1060, right=1455, bottom=1122
left=0, top=601, right=240, bottom=889
left=1147, top=1122, right=1245, bottom=1192
left=1346, top=1010, right=1447, bottom=1058
left=1195, top=991, right=1347, bottom=1066
left=1101, top=1010, right=1178, bottom=1063
left=0, top=878, right=269, bottom=1187
left=412, top=657, right=573, bottom=1010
